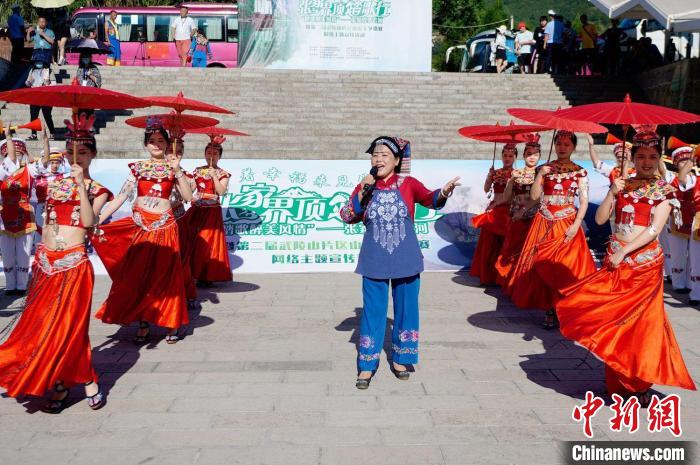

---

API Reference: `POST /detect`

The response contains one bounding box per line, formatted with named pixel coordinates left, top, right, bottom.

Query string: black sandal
left=543, top=309, right=559, bottom=329
left=85, top=381, right=105, bottom=411
left=42, top=383, right=69, bottom=414
left=133, top=321, right=150, bottom=344
left=355, top=378, right=371, bottom=389
left=636, top=391, right=652, bottom=408
left=391, top=363, right=410, bottom=380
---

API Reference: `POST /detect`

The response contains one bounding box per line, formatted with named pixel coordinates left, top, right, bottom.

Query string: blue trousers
left=192, top=51, right=207, bottom=67
left=357, top=274, right=420, bottom=372
left=107, top=36, right=121, bottom=63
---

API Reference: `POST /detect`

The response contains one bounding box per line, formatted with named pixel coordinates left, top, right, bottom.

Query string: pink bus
left=67, top=2, right=238, bottom=67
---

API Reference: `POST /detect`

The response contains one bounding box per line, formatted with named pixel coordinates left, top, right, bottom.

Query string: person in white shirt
left=171, top=5, right=197, bottom=67
left=493, top=25, right=509, bottom=74
left=515, top=22, right=535, bottom=74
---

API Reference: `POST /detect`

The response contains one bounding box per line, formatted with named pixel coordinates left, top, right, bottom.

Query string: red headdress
left=64, top=112, right=96, bottom=146
left=0, top=138, right=28, bottom=157
left=524, top=133, right=541, bottom=150
left=632, top=128, right=661, bottom=149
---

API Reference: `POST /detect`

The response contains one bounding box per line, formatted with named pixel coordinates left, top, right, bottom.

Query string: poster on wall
left=238, top=0, right=432, bottom=72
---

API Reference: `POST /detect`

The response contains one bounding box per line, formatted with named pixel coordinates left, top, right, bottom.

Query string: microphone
left=360, top=166, right=379, bottom=208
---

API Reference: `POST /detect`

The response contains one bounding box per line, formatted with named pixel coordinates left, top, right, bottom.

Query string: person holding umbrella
left=94, top=116, right=193, bottom=344
left=508, top=130, right=596, bottom=328
left=556, top=128, right=696, bottom=403
left=186, top=133, right=233, bottom=286
left=495, top=134, right=541, bottom=291
left=339, top=136, right=460, bottom=389
left=0, top=112, right=112, bottom=413
left=470, top=143, right=515, bottom=285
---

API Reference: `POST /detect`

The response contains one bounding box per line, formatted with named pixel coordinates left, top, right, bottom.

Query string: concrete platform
left=0, top=272, right=698, bottom=465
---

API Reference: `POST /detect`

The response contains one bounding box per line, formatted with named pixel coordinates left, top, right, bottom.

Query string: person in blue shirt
left=543, top=10, right=564, bottom=74
left=188, top=30, right=213, bottom=68
left=26, top=16, right=55, bottom=68
left=8, top=4, right=26, bottom=64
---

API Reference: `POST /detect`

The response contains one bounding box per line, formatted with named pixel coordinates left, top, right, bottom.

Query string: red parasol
left=459, top=122, right=548, bottom=167
left=144, top=91, right=234, bottom=115
left=507, top=108, right=608, bottom=134
left=507, top=107, right=608, bottom=161
left=0, top=79, right=150, bottom=163
left=553, top=94, right=700, bottom=126
left=125, top=113, right=220, bottom=132
left=187, top=127, right=249, bottom=137
left=458, top=121, right=549, bottom=139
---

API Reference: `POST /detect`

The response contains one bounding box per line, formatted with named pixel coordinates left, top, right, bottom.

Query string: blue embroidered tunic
left=340, top=174, right=445, bottom=279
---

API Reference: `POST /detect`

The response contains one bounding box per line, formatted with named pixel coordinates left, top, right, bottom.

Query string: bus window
left=193, top=16, right=224, bottom=41
left=226, top=16, right=238, bottom=43
left=72, top=14, right=98, bottom=39
left=116, top=14, right=146, bottom=42
left=147, top=14, right=174, bottom=42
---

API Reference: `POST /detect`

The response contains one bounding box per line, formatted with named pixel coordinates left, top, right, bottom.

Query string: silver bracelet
left=647, top=224, right=658, bottom=236
left=174, top=170, right=184, bottom=179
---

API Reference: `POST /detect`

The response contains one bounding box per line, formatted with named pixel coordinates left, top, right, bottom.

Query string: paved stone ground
left=0, top=272, right=698, bottom=465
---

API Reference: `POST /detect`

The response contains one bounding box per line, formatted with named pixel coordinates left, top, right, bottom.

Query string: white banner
left=238, top=0, right=432, bottom=72
left=2, top=159, right=612, bottom=275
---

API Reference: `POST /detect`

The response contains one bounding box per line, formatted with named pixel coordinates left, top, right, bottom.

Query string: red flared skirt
left=176, top=209, right=197, bottom=300
left=509, top=205, right=596, bottom=310
left=469, top=205, right=509, bottom=285
left=94, top=208, right=189, bottom=330
left=495, top=217, right=534, bottom=291
left=0, top=244, right=96, bottom=398
left=557, top=239, right=696, bottom=393
left=187, top=203, right=232, bottom=282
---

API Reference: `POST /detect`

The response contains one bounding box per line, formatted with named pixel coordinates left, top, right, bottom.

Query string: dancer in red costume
left=509, top=131, right=596, bottom=327
left=557, top=129, right=696, bottom=402
left=0, top=112, right=112, bottom=413
left=166, top=134, right=198, bottom=307
left=495, top=135, right=541, bottom=291
left=469, top=144, right=516, bottom=285
left=187, top=134, right=232, bottom=285
left=94, top=116, right=193, bottom=344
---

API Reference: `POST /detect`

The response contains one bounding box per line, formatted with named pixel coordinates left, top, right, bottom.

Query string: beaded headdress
left=672, top=146, right=694, bottom=165
left=524, top=133, right=541, bottom=150
left=613, top=142, right=633, bottom=156
left=632, top=129, right=661, bottom=148
left=0, top=138, right=28, bottom=157
left=145, top=115, right=165, bottom=132
left=64, top=112, right=96, bottom=145
left=554, top=129, right=575, bottom=142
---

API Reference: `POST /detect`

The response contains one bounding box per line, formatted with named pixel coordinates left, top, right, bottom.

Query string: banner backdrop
left=238, top=0, right=432, bottom=72
left=1, top=159, right=612, bottom=275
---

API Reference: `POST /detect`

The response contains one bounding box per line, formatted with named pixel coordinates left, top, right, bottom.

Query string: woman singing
left=469, top=144, right=515, bottom=285
left=0, top=113, right=112, bottom=412
left=508, top=131, right=596, bottom=328
left=94, top=116, right=193, bottom=344
left=340, top=136, right=459, bottom=389
left=556, top=129, right=696, bottom=402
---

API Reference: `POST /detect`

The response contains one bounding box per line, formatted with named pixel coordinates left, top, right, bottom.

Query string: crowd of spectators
left=508, top=9, right=678, bottom=76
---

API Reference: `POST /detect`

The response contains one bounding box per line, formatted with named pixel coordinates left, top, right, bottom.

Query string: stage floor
left=1, top=272, right=698, bottom=465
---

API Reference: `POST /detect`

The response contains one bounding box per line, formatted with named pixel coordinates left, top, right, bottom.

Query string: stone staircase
left=0, top=66, right=641, bottom=160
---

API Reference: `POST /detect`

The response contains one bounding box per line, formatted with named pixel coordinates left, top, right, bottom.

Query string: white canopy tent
left=589, top=0, right=700, bottom=33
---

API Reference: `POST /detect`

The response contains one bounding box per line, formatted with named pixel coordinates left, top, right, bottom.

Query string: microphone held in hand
left=360, top=166, right=379, bottom=208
